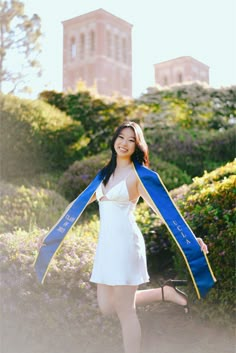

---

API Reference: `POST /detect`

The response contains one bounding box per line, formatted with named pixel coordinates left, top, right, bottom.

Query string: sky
left=21, top=0, right=236, bottom=98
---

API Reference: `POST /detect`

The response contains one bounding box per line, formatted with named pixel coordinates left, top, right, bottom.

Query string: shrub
left=147, top=127, right=236, bottom=177
left=39, top=90, right=132, bottom=156
left=0, top=223, right=121, bottom=353
left=137, top=160, right=235, bottom=322
left=175, top=160, right=236, bottom=322
left=58, top=151, right=110, bottom=200
left=0, top=181, right=68, bottom=232
left=139, top=83, right=236, bottom=130
left=0, top=94, right=84, bottom=179
left=149, top=153, right=192, bottom=189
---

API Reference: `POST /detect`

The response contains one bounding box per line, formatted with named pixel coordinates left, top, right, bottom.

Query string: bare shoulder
left=126, top=169, right=139, bottom=198
left=126, top=169, right=138, bottom=185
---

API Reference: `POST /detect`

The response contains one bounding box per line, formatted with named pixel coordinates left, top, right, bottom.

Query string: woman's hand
left=197, top=237, right=209, bottom=254
left=37, top=232, right=47, bottom=251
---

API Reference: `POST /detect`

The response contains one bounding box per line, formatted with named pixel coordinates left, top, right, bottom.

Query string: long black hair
left=102, top=121, right=149, bottom=186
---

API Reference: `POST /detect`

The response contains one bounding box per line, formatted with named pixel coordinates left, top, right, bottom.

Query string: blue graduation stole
left=34, top=162, right=216, bottom=298
left=133, top=161, right=216, bottom=299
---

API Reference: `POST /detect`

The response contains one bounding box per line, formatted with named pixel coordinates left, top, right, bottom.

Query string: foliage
left=0, top=181, right=68, bottom=232
left=0, top=224, right=121, bottom=353
left=58, top=150, right=110, bottom=201
left=1, top=84, right=235, bottom=182
left=40, top=85, right=235, bottom=180
left=39, top=90, right=134, bottom=156
left=137, top=160, right=236, bottom=322
left=149, top=153, right=192, bottom=189
left=139, top=84, right=235, bottom=177
left=0, top=0, right=42, bottom=94
left=0, top=94, right=84, bottom=178
left=147, top=127, right=236, bottom=177
left=140, top=83, right=236, bottom=130
left=176, top=160, right=236, bottom=322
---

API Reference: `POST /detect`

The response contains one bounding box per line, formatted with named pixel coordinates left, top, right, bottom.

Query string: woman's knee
left=98, top=301, right=114, bottom=316
left=115, top=304, right=136, bottom=321
left=97, top=284, right=114, bottom=316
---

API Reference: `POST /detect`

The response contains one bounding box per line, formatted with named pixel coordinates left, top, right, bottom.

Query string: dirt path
left=1, top=296, right=235, bottom=353
left=140, top=304, right=235, bottom=353
left=91, top=303, right=235, bottom=353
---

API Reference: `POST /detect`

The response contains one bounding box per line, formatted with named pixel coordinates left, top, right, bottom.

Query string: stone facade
left=62, top=8, right=133, bottom=97
left=154, top=56, right=209, bottom=87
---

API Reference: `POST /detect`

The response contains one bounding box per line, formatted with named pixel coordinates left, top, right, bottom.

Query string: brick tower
left=62, top=8, right=133, bottom=97
left=154, top=56, right=209, bottom=87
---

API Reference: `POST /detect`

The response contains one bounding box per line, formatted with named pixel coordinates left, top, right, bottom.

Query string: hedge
left=147, top=126, right=236, bottom=177
left=0, top=181, right=68, bottom=233
left=0, top=225, right=121, bottom=353
left=0, top=94, right=84, bottom=179
left=135, top=160, right=236, bottom=322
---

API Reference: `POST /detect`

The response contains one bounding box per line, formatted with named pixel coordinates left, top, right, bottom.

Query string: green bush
left=58, top=151, right=110, bottom=200
left=137, top=160, right=235, bottom=322
left=0, top=224, right=120, bottom=353
left=0, top=181, right=68, bottom=232
left=175, top=160, right=236, bottom=321
left=40, top=90, right=132, bottom=156
left=0, top=94, right=84, bottom=179
left=149, top=153, right=192, bottom=189
left=147, top=127, right=236, bottom=177
left=139, top=83, right=236, bottom=130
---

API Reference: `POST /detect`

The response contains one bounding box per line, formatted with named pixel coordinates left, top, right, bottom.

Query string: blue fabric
left=133, top=161, right=216, bottom=298
left=34, top=171, right=103, bottom=283
left=34, top=162, right=216, bottom=298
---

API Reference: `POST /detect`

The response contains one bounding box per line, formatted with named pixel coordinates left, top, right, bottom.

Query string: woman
left=87, top=121, right=208, bottom=353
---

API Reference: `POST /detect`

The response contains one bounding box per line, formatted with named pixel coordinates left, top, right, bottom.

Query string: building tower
left=62, top=8, right=133, bottom=97
left=154, top=56, right=209, bottom=87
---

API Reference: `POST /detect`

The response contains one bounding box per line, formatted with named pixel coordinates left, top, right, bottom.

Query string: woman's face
left=114, top=127, right=136, bottom=159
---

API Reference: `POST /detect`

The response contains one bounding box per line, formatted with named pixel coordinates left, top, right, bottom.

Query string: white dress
left=90, top=177, right=150, bottom=286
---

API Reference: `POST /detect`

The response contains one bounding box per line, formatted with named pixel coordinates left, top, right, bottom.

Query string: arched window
left=89, top=30, right=95, bottom=55
left=115, top=34, right=119, bottom=60
left=70, top=37, right=76, bottom=59
left=106, top=31, right=112, bottom=57
left=122, top=38, right=127, bottom=63
left=177, top=72, right=183, bottom=83
left=80, top=33, right=85, bottom=59
left=163, top=76, right=168, bottom=85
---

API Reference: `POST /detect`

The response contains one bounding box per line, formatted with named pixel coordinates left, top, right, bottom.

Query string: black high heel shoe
left=161, top=279, right=189, bottom=314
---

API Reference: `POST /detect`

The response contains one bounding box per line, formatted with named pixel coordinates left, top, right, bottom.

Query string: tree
left=0, top=0, right=42, bottom=94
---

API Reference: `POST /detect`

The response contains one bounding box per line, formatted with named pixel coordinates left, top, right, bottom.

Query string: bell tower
left=62, top=8, right=133, bottom=97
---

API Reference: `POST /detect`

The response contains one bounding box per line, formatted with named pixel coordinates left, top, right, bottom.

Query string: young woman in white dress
left=88, top=121, right=208, bottom=353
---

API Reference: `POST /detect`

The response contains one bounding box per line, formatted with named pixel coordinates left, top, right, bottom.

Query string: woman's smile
left=114, top=127, right=136, bottom=157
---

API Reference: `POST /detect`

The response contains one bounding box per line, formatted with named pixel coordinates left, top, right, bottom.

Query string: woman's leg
left=136, top=286, right=187, bottom=307
left=97, top=284, right=115, bottom=315
left=113, top=285, right=141, bottom=353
